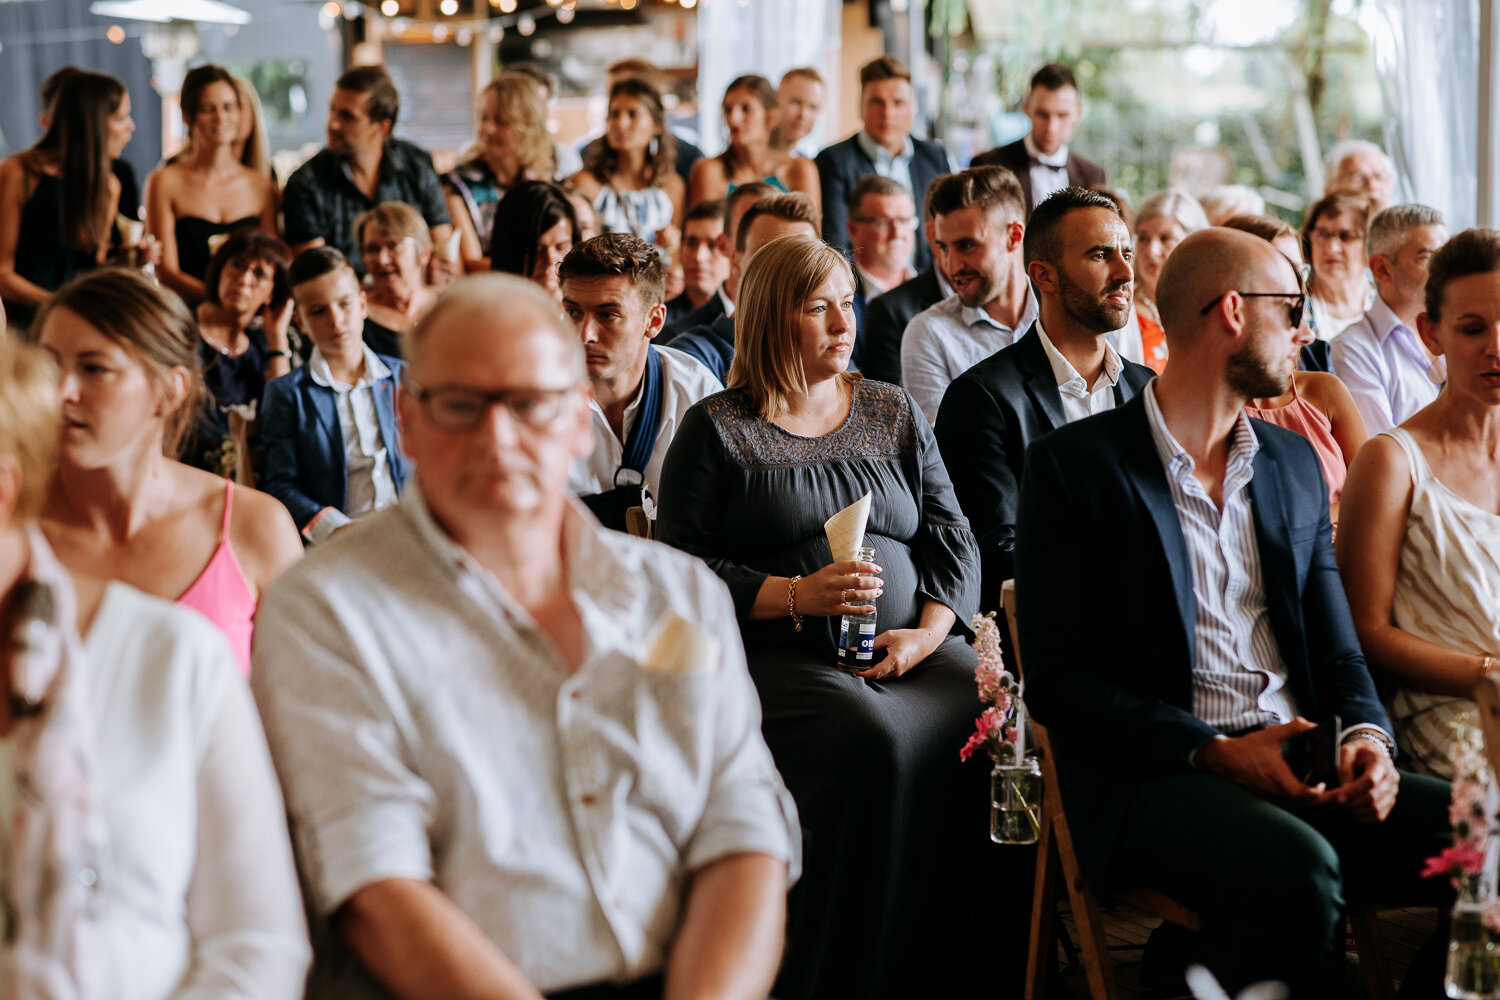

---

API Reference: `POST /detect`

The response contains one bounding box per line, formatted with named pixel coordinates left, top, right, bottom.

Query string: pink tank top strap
left=176, top=479, right=257, bottom=676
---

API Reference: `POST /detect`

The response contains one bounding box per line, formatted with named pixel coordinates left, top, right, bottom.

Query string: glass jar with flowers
left=960, top=611, right=1040, bottom=845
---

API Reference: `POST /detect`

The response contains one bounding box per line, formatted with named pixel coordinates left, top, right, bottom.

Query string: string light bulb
left=439, top=0, right=457, bottom=12
left=323, top=1, right=342, bottom=16
left=380, top=0, right=398, bottom=15
left=106, top=24, right=126, bottom=42
left=556, top=6, right=574, bottom=21
left=517, top=13, right=535, bottom=34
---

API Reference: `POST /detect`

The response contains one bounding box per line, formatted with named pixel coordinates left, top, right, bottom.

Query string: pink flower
left=1422, top=842, right=1488, bottom=879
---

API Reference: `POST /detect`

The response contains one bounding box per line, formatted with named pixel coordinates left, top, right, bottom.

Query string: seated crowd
left=0, top=42, right=1495, bottom=1000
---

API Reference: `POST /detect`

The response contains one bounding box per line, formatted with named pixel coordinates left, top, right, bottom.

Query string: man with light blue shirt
left=901, top=166, right=1037, bottom=423
left=261, top=247, right=410, bottom=544
left=816, top=55, right=952, bottom=272
left=1331, top=204, right=1448, bottom=432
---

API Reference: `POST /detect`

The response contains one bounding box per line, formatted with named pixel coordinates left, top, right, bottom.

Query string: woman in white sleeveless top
left=1337, top=227, right=1500, bottom=778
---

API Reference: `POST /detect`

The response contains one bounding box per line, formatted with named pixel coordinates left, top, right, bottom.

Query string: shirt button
left=570, top=689, right=581, bottom=700
left=581, top=793, right=596, bottom=806
left=79, top=868, right=97, bottom=888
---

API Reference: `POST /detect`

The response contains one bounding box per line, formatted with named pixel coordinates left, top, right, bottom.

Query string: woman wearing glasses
left=1225, top=214, right=1368, bottom=526
left=1302, top=189, right=1377, bottom=340
left=355, top=202, right=438, bottom=359
left=1338, top=228, right=1500, bottom=777
left=36, top=268, right=302, bottom=677
left=1129, top=189, right=1208, bottom=373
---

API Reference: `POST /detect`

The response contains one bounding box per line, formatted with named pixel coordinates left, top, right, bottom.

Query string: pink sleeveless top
left=1244, top=381, right=1348, bottom=503
left=176, top=480, right=256, bottom=675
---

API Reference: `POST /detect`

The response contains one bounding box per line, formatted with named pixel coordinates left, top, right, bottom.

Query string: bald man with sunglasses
left=1014, top=228, right=1452, bottom=998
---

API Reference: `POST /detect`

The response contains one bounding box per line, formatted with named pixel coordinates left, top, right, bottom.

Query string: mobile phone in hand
left=1282, top=715, right=1342, bottom=788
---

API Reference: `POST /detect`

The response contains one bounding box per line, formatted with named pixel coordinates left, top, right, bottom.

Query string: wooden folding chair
left=624, top=506, right=653, bottom=539
left=999, top=580, right=1393, bottom=1000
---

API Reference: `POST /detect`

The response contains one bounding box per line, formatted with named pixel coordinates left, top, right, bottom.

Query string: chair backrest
left=625, top=506, right=652, bottom=539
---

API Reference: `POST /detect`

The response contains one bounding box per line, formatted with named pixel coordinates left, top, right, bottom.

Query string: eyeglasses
left=1199, top=291, right=1306, bottom=330
left=1310, top=227, right=1364, bottom=245
left=362, top=237, right=420, bottom=260
left=405, top=377, right=581, bottom=432
left=852, top=216, right=917, bottom=233
left=223, top=258, right=276, bottom=283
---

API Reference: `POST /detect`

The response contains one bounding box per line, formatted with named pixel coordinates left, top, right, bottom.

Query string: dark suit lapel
left=1066, top=155, right=1090, bottom=189
left=1119, top=401, right=1197, bottom=655
left=306, top=382, right=347, bottom=494
left=1014, top=328, right=1067, bottom=431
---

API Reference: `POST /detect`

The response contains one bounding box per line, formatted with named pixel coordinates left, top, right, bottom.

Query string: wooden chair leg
left=1024, top=811, right=1060, bottom=1000
left=1063, top=863, right=1121, bottom=1000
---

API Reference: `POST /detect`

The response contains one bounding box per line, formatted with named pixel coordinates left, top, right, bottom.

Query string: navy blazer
left=663, top=313, right=734, bottom=386
left=1013, top=394, right=1389, bottom=889
left=859, top=266, right=946, bottom=386
left=816, top=133, right=949, bottom=272
left=969, top=138, right=1107, bottom=217
left=259, top=357, right=411, bottom=534
left=934, top=328, right=1153, bottom=608
left=661, top=288, right=727, bottom=342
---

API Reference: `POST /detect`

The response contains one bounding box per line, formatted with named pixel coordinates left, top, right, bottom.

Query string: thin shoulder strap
left=219, top=479, right=235, bottom=540
left=1382, top=427, right=1429, bottom=487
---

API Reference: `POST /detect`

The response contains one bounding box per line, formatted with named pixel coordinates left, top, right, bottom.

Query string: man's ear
left=645, top=302, right=666, bottom=342
left=1026, top=260, right=1057, bottom=295
left=1008, top=222, right=1025, bottom=253
left=1368, top=253, right=1394, bottom=287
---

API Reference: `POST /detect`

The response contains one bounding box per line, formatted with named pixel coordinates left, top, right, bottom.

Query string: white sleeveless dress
left=1384, top=427, right=1500, bottom=778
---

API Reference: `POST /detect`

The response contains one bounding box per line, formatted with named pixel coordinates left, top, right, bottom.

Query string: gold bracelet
left=787, top=575, right=804, bottom=632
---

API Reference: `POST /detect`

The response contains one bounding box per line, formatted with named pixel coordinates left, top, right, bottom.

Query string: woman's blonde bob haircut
left=0, top=338, right=61, bottom=525
left=729, top=233, right=856, bottom=419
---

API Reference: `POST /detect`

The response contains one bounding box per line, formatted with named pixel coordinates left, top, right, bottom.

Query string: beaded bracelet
left=1342, top=731, right=1395, bottom=760
left=787, top=575, right=804, bottom=632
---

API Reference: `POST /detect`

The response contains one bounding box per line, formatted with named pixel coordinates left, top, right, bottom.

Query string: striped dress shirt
left=1142, top=383, right=1299, bottom=732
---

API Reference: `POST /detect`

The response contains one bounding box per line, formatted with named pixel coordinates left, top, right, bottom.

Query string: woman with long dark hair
left=567, top=77, right=683, bottom=252
left=146, top=64, right=280, bottom=306
left=489, top=179, right=580, bottom=305
left=688, top=74, right=819, bottom=210
left=0, top=70, right=135, bottom=330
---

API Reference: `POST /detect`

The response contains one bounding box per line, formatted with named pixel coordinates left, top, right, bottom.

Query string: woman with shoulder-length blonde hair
left=0, top=335, right=309, bottom=995
left=656, top=233, right=1002, bottom=1000
left=36, top=268, right=302, bottom=676
left=444, top=73, right=557, bottom=272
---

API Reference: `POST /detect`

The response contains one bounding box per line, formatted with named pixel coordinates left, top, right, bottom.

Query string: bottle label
left=838, top=618, right=850, bottom=658
left=856, top=621, right=876, bottom=661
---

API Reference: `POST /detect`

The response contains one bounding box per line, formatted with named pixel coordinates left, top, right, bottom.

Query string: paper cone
left=440, top=230, right=463, bottom=263
left=117, top=216, right=144, bottom=247
left=824, top=492, right=871, bottom=562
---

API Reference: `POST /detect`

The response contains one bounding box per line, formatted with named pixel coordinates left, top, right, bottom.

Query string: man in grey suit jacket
left=935, top=186, right=1145, bottom=608
left=970, top=63, right=1106, bottom=218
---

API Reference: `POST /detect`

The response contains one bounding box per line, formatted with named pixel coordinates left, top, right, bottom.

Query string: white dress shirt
left=1024, top=134, right=1072, bottom=206
left=1331, top=295, right=1444, bottom=433
left=1142, top=382, right=1299, bottom=733
left=0, top=582, right=310, bottom=997
left=569, top=345, right=722, bottom=503
left=900, top=288, right=1040, bottom=424
left=305, top=346, right=399, bottom=544
left=1034, top=319, right=1122, bottom=423
left=251, top=487, right=799, bottom=996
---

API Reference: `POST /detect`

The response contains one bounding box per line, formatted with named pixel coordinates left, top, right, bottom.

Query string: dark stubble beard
left=1058, top=266, right=1132, bottom=333
left=1224, top=334, right=1292, bottom=401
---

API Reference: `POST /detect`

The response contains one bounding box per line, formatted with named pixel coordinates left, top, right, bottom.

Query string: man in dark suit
left=663, top=199, right=728, bottom=326
left=860, top=184, right=953, bottom=385
left=660, top=181, right=778, bottom=342
left=845, top=175, right=916, bottom=366
left=262, top=247, right=410, bottom=543
left=936, top=187, right=1148, bottom=609
left=1014, top=228, right=1450, bottom=998
left=816, top=55, right=951, bottom=272
left=971, top=63, right=1106, bottom=218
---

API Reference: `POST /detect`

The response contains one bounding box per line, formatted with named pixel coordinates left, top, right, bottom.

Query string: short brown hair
left=1221, top=213, right=1296, bottom=245
left=203, top=229, right=293, bottom=311
left=607, top=58, right=661, bottom=87
left=928, top=166, right=1024, bottom=223
left=34, top=268, right=205, bottom=459
left=0, top=338, right=60, bottom=524
left=1423, top=228, right=1500, bottom=321
left=849, top=174, right=909, bottom=217
left=557, top=233, right=667, bottom=309
left=1300, top=189, right=1376, bottom=263
left=723, top=181, right=778, bottom=233
left=686, top=198, right=725, bottom=227
left=736, top=192, right=821, bottom=252
left=337, top=64, right=400, bottom=127
left=780, top=67, right=825, bottom=87
left=859, top=55, right=911, bottom=91
left=730, top=234, right=855, bottom=419
left=1031, top=63, right=1078, bottom=93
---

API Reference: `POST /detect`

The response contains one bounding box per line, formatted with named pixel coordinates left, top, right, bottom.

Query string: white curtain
left=695, top=0, right=840, bottom=157
left=1364, top=0, right=1479, bottom=229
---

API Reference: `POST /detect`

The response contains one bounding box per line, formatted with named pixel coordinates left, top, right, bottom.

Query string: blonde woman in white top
left=0, top=337, right=308, bottom=996
left=1337, top=227, right=1500, bottom=777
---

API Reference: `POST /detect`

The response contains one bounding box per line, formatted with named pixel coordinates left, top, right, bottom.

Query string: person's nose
left=1109, top=251, right=1133, bottom=285
left=480, top=398, right=524, bottom=448
left=57, top=368, right=81, bottom=403
left=578, top=316, right=601, bottom=345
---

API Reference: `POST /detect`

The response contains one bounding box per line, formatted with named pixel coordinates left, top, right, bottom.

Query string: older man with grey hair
left=252, top=274, right=799, bottom=1000
left=1331, top=203, right=1448, bottom=432
left=1324, top=139, right=1397, bottom=210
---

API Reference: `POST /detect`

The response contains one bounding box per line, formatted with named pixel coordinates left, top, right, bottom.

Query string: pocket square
left=642, top=612, right=719, bottom=675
